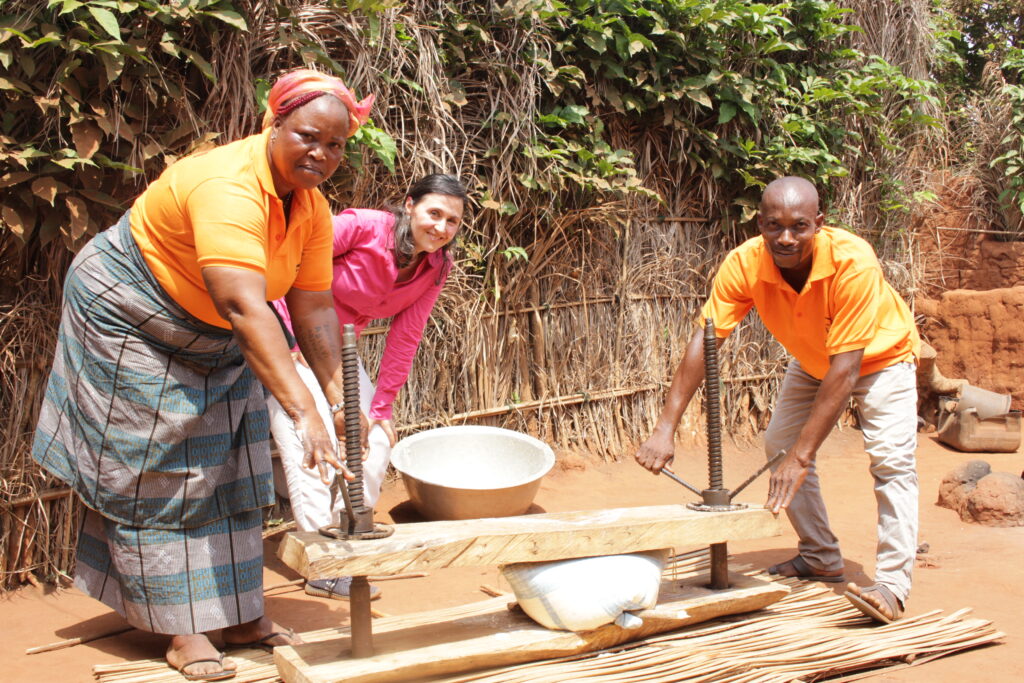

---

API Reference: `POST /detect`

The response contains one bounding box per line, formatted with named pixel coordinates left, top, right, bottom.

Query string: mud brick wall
left=918, top=287, right=1024, bottom=410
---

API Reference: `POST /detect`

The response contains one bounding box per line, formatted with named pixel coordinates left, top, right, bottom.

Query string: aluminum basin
left=391, top=425, right=555, bottom=520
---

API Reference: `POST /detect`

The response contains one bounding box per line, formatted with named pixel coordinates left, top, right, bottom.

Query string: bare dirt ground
left=1, top=427, right=1021, bottom=682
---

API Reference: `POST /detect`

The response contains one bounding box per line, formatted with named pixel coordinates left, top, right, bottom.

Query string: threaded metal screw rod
left=703, top=317, right=724, bottom=491
left=315, top=325, right=395, bottom=658
left=341, top=324, right=373, bottom=657
left=341, top=324, right=367, bottom=520
left=661, top=319, right=777, bottom=590
left=703, top=318, right=729, bottom=589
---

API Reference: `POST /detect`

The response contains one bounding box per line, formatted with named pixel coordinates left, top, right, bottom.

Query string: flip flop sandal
left=174, top=654, right=236, bottom=681
left=224, top=628, right=297, bottom=653
left=767, top=554, right=845, bottom=583
left=845, top=583, right=904, bottom=624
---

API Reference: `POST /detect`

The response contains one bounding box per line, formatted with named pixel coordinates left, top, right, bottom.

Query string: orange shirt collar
left=253, top=128, right=277, bottom=198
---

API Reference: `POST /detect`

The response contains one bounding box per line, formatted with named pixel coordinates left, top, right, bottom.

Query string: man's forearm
left=654, top=331, right=719, bottom=434
left=636, top=329, right=728, bottom=473
left=788, top=350, right=864, bottom=464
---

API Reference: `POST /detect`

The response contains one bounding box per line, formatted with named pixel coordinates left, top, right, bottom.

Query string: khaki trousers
left=764, top=360, right=919, bottom=602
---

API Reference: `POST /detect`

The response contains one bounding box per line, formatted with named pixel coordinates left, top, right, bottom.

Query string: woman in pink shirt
left=268, top=174, right=467, bottom=599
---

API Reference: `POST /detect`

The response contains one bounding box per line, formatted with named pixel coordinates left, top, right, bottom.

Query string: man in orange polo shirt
left=635, top=176, right=920, bottom=623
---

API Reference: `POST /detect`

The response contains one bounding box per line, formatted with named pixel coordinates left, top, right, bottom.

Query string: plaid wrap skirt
left=32, top=212, right=274, bottom=632
left=74, top=506, right=264, bottom=633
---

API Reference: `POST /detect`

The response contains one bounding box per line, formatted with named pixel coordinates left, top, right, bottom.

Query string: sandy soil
left=2, top=427, right=1021, bottom=682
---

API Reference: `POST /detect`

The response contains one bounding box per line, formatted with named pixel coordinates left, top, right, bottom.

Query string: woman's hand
left=369, top=417, right=398, bottom=449
left=332, top=407, right=369, bottom=460
left=201, top=268, right=352, bottom=487
left=297, top=413, right=353, bottom=485
left=368, top=417, right=399, bottom=454
left=283, top=289, right=369, bottom=461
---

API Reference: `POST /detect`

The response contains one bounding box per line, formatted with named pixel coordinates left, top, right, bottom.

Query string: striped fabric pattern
left=32, top=212, right=275, bottom=530
left=75, top=507, right=264, bottom=633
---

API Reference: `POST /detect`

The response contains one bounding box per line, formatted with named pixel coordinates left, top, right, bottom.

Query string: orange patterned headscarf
left=262, top=68, right=374, bottom=137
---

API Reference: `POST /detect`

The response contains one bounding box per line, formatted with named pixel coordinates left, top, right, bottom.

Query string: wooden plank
left=278, top=505, right=780, bottom=579
left=274, top=572, right=789, bottom=683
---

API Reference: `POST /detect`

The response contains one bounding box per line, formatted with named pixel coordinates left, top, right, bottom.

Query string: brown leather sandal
left=767, top=554, right=845, bottom=583
left=845, top=583, right=904, bottom=623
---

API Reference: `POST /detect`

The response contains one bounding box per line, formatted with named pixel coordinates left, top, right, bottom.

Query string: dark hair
left=391, top=174, right=469, bottom=272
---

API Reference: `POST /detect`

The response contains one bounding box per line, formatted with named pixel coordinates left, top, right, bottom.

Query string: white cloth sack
left=500, top=549, right=668, bottom=631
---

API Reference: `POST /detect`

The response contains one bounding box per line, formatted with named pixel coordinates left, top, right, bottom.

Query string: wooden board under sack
left=278, top=504, right=781, bottom=579
left=274, top=572, right=789, bottom=683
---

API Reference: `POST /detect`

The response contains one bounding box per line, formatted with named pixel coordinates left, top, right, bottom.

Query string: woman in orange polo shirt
left=31, top=69, right=371, bottom=682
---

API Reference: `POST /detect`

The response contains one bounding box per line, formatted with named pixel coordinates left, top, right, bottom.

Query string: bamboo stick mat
left=93, top=550, right=1004, bottom=683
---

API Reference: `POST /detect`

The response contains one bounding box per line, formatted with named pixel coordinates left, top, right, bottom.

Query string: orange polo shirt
left=130, top=128, right=333, bottom=328
left=701, top=226, right=919, bottom=379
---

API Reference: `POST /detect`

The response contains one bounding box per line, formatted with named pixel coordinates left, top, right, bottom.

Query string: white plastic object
left=501, top=549, right=668, bottom=632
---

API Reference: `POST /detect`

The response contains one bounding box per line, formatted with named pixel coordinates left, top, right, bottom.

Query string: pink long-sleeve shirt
left=273, top=208, right=449, bottom=420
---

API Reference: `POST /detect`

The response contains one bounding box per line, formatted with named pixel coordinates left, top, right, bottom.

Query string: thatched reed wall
left=1, top=0, right=940, bottom=590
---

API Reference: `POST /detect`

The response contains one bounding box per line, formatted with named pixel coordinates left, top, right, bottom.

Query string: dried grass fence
left=0, top=250, right=77, bottom=588
left=0, top=1, right=937, bottom=592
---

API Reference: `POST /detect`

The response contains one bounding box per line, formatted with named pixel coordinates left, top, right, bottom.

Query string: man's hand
left=635, top=429, right=676, bottom=474
left=369, top=417, right=398, bottom=449
left=766, top=451, right=811, bottom=513
left=765, top=348, right=862, bottom=514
